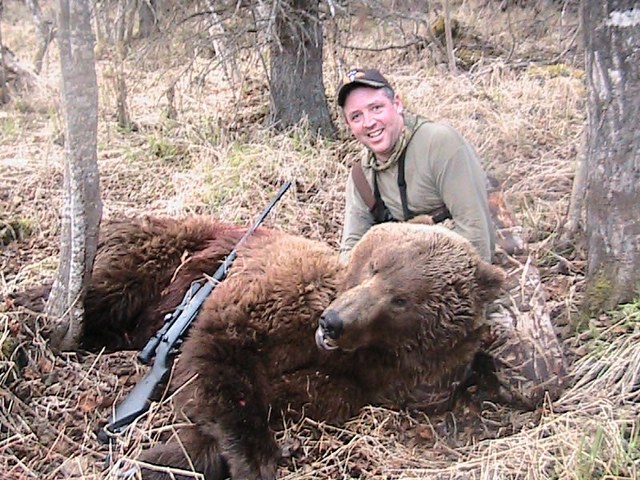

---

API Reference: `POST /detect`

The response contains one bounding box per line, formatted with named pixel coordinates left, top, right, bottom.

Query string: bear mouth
left=315, top=326, right=339, bottom=351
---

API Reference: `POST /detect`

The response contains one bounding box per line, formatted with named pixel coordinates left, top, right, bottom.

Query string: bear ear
left=343, top=247, right=370, bottom=288
left=475, top=261, right=506, bottom=304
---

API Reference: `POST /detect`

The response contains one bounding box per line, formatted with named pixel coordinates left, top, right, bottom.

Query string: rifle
left=99, top=181, right=292, bottom=441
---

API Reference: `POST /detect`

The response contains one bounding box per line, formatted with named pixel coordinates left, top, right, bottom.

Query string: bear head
left=315, top=223, right=505, bottom=354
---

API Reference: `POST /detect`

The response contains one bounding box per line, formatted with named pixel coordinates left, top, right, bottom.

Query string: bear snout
left=315, top=310, right=343, bottom=351
left=320, top=310, right=343, bottom=339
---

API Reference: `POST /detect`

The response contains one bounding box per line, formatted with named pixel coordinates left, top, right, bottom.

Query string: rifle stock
left=99, top=181, right=292, bottom=441
left=100, top=358, right=169, bottom=437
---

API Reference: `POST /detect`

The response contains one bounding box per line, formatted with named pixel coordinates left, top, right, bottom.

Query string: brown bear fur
left=83, top=218, right=504, bottom=480
left=8, top=215, right=250, bottom=352
left=82, top=216, right=249, bottom=351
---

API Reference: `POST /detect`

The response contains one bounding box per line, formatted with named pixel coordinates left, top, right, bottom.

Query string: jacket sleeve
left=339, top=170, right=375, bottom=265
left=431, top=129, right=495, bottom=263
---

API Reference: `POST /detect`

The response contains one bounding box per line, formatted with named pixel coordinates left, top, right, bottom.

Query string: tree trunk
left=125, top=0, right=137, bottom=43
left=115, top=67, right=131, bottom=129
left=269, top=0, right=335, bottom=136
left=0, top=0, right=7, bottom=104
left=138, top=0, right=158, bottom=38
left=582, top=0, right=640, bottom=313
left=115, top=0, right=130, bottom=56
left=565, top=132, right=587, bottom=237
left=47, top=0, right=102, bottom=351
left=443, top=0, right=457, bottom=73
left=114, top=0, right=132, bottom=129
left=94, top=0, right=112, bottom=50
left=25, top=0, right=55, bottom=74
left=206, top=0, right=240, bottom=90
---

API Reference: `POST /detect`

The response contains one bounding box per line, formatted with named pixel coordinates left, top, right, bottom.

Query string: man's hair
left=381, top=86, right=395, bottom=101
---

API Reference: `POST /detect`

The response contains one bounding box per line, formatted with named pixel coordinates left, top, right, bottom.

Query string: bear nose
left=319, top=310, right=343, bottom=339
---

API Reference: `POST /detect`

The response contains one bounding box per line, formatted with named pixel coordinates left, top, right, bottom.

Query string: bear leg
left=173, top=351, right=280, bottom=478
left=186, top=366, right=280, bottom=480
left=139, top=426, right=229, bottom=480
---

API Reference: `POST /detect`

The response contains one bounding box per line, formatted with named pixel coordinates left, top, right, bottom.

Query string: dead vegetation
left=1, top=0, right=638, bottom=479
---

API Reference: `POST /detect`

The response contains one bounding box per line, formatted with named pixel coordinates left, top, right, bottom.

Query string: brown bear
left=87, top=219, right=504, bottom=480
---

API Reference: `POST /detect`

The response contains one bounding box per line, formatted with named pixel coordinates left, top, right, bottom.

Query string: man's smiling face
left=343, top=86, right=405, bottom=162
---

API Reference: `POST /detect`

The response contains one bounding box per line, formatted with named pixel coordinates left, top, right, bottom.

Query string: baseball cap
left=337, top=68, right=393, bottom=107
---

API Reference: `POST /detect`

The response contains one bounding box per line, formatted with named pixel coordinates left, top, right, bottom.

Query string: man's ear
left=394, top=94, right=404, bottom=113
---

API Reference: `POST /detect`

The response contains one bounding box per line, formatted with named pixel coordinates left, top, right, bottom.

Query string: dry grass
left=2, top=1, right=638, bottom=479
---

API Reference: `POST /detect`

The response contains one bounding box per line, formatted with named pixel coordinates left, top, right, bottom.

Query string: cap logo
left=346, top=68, right=365, bottom=83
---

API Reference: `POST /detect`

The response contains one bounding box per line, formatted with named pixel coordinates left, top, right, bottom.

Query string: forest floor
left=1, top=1, right=639, bottom=479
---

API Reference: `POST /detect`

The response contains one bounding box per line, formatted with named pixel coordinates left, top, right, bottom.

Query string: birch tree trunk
left=47, top=0, right=102, bottom=351
left=582, top=0, right=640, bottom=312
left=443, top=0, right=457, bottom=73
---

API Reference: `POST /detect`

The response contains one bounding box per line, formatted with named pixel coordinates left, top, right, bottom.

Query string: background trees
left=4, top=2, right=640, bottom=479
left=581, top=0, right=640, bottom=312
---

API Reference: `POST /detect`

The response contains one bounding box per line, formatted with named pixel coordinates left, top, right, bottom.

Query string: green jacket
left=339, top=113, right=495, bottom=264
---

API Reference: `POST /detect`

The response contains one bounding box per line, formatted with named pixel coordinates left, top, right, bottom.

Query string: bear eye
left=391, top=297, right=408, bottom=308
left=368, top=262, right=379, bottom=276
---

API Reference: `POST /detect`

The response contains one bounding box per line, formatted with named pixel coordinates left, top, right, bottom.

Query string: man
left=337, top=68, right=495, bottom=264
